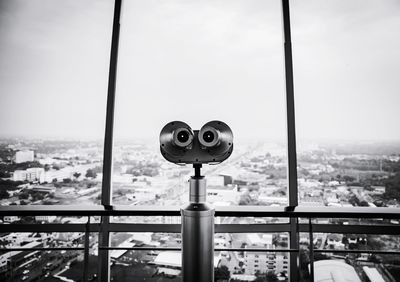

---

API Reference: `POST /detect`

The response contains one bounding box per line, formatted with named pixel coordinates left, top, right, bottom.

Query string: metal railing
left=1, top=205, right=399, bottom=281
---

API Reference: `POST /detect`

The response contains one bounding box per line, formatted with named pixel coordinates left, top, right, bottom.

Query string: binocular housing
left=159, top=120, right=233, bottom=165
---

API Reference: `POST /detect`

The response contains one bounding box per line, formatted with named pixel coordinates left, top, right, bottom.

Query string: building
left=35, top=215, right=57, bottom=222
left=313, top=260, right=361, bottom=282
left=258, top=195, right=287, bottom=205
left=153, top=251, right=181, bottom=277
left=245, top=252, right=289, bottom=275
left=32, top=185, right=56, bottom=194
left=15, top=150, right=34, bottom=163
left=13, top=170, right=26, bottom=182
left=110, top=240, right=136, bottom=260
left=362, top=266, right=386, bottom=282
left=42, top=167, right=73, bottom=183
left=244, top=234, right=288, bottom=275
left=207, top=185, right=239, bottom=204
left=370, top=186, right=386, bottom=195
left=326, top=234, right=345, bottom=249
left=77, top=187, right=98, bottom=196
left=163, top=216, right=181, bottom=224
left=126, top=188, right=156, bottom=202
left=13, top=168, right=45, bottom=182
left=152, top=251, right=221, bottom=277
left=0, top=254, right=7, bottom=273
left=3, top=216, right=20, bottom=223
left=230, top=274, right=257, bottom=281
left=300, top=196, right=324, bottom=206
left=207, top=175, right=233, bottom=186
left=0, top=241, right=43, bottom=274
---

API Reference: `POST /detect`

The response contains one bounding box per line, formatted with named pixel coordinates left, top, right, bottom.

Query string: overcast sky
left=0, top=0, right=399, bottom=143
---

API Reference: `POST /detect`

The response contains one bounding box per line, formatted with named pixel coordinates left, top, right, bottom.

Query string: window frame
left=1, top=1, right=400, bottom=282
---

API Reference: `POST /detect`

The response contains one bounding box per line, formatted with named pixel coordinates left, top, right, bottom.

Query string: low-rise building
left=15, top=150, right=34, bottom=163
left=32, top=185, right=55, bottom=194
left=35, top=215, right=57, bottom=222
left=244, top=234, right=288, bottom=275
left=13, top=168, right=44, bottom=182
left=0, top=241, right=43, bottom=274
left=313, top=260, right=361, bottom=282
left=152, top=251, right=221, bottom=277
left=3, top=216, right=20, bottom=223
left=207, top=185, right=239, bottom=204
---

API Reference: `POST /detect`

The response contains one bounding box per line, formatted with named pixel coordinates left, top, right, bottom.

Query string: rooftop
left=313, top=260, right=361, bottom=282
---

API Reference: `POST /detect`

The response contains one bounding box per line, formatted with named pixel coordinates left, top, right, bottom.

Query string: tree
left=254, top=271, right=265, bottom=282
left=63, top=178, right=72, bottom=184
left=85, top=169, right=97, bottom=179
left=214, top=265, right=230, bottom=281
left=239, top=193, right=253, bottom=205
left=343, top=175, right=356, bottom=182
left=349, top=194, right=360, bottom=206
left=19, top=191, right=29, bottom=200
left=0, top=171, right=10, bottom=178
left=73, top=172, right=81, bottom=179
left=0, top=189, right=9, bottom=200
left=254, top=271, right=278, bottom=282
left=384, top=172, right=400, bottom=199
left=265, top=272, right=278, bottom=282
left=32, top=192, right=44, bottom=201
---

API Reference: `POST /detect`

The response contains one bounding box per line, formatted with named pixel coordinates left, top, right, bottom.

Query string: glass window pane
left=113, top=0, right=287, bottom=207
left=300, top=232, right=400, bottom=282
left=110, top=251, right=182, bottom=281
left=0, top=0, right=114, bottom=205
left=0, top=232, right=98, bottom=281
left=109, top=232, right=289, bottom=281
left=291, top=0, right=400, bottom=208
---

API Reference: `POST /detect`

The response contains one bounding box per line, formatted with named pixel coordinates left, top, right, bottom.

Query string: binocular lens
left=160, top=120, right=233, bottom=164
left=177, top=131, right=190, bottom=143
left=203, top=131, right=215, bottom=143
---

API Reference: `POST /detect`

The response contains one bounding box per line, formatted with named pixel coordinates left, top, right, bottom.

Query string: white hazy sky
left=0, top=0, right=399, bottom=143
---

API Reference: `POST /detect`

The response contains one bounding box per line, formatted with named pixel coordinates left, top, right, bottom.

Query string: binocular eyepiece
left=160, top=120, right=233, bottom=165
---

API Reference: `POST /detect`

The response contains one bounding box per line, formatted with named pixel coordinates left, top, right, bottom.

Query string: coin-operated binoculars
left=159, top=121, right=233, bottom=282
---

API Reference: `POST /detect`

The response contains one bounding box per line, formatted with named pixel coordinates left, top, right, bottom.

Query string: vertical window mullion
left=101, top=0, right=122, bottom=209
left=281, top=0, right=299, bottom=281
left=99, top=0, right=123, bottom=281
left=282, top=0, right=298, bottom=208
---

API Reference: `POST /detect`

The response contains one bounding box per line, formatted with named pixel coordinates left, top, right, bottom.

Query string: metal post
left=83, top=216, right=91, bottom=282
left=282, top=0, right=298, bottom=208
left=101, top=0, right=122, bottom=208
left=309, top=218, right=315, bottom=282
left=99, top=0, right=122, bottom=281
left=281, top=0, right=300, bottom=281
left=181, top=166, right=214, bottom=282
left=289, top=217, right=299, bottom=281
left=98, top=216, right=111, bottom=282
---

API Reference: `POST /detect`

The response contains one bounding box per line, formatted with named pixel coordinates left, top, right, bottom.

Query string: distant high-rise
left=15, top=150, right=34, bottom=163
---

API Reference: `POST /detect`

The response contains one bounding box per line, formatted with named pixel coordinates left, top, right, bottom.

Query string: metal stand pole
left=181, top=165, right=214, bottom=282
